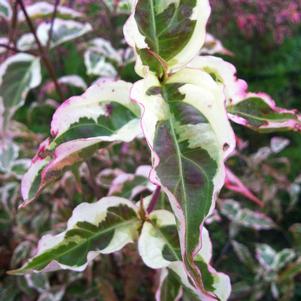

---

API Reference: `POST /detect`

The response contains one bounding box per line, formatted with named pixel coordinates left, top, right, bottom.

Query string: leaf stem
left=16, top=0, right=64, bottom=102
left=147, top=185, right=161, bottom=214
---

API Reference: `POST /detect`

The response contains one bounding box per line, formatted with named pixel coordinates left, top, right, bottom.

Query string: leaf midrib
left=148, top=0, right=159, bottom=54
left=161, top=87, right=189, bottom=251
left=230, top=109, right=293, bottom=123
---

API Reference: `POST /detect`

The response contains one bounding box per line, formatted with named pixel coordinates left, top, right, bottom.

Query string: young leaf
left=17, top=1, right=82, bottom=21
left=220, top=199, right=275, bottom=230
left=21, top=80, right=141, bottom=205
left=123, top=0, right=211, bottom=77
left=0, top=0, right=11, bottom=20
left=0, top=54, right=42, bottom=127
left=227, top=93, right=301, bottom=133
left=131, top=68, right=235, bottom=293
left=139, top=209, right=231, bottom=300
left=9, top=197, right=140, bottom=274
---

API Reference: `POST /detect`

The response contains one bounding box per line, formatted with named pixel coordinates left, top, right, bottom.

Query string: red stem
left=147, top=186, right=161, bottom=214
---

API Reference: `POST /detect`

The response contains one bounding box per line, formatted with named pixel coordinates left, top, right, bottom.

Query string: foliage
left=1, top=1, right=301, bottom=301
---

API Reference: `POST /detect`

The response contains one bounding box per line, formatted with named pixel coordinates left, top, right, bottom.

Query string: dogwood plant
left=8, top=0, right=301, bottom=300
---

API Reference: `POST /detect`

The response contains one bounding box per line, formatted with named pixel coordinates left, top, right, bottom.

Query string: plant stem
left=0, top=43, right=34, bottom=54
left=9, top=1, right=18, bottom=47
left=16, top=0, right=64, bottom=102
left=46, top=0, right=60, bottom=50
left=147, top=185, right=161, bottom=214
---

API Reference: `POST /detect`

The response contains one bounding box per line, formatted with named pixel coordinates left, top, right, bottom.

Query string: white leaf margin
left=15, top=197, right=139, bottom=273
left=123, top=0, right=211, bottom=77
left=0, top=0, right=12, bottom=20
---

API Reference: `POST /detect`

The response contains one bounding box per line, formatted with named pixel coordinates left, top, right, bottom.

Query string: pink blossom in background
left=210, top=0, right=301, bottom=44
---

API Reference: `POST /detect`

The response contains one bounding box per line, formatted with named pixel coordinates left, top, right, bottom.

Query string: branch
left=16, top=0, right=64, bottom=102
left=9, top=1, right=18, bottom=47
left=0, top=43, right=34, bottom=55
left=46, top=0, right=60, bottom=50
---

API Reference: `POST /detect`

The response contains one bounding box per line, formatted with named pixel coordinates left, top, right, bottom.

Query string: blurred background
left=0, top=0, right=301, bottom=300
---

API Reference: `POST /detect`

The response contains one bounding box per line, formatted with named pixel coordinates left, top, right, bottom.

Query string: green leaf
left=9, top=197, right=140, bottom=274
left=124, top=0, right=211, bottom=76
left=0, top=54, right=41, bottom=128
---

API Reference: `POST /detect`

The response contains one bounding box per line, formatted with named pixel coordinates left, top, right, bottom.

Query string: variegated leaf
left=255, top=244, right=277, bottom=271
left=0, top=0, right=11, bottom=20
left=273, top=249, right=296, bottom=271
left=17, top=2, right=82, bottom=22
left=0, top=37, right=9, bottom=54
left=9, top=197, right=139, bottom=274
left=84, top=38, right=131, bottom=77
left=0, top=142, right=19, bottom=173
left=58, top=75, right=87, bottom=90
left=227, top=93, right=301, bottom=133
left=156, top=268, right=182, bottom=301
left=255, top=244, right=295, bottom=272
left=18, top=20, right=92, bottom=50
left=124, top=0, right=211, bottom=77
left=187, top=55, right=247, bottom=105
left=38, top=19, right=92, bottom=48
left=231, top=241, right=256, bottom=271
left=131, top=69, right=235, bottom=293
left=220, top=199, right=275, bottom=230
left=21, top=80, right=141, bottom=205
left=0, top=54, right=42, bottom=128
left=108, top=165, right=155, bottom=199
left=200, top=34, right=233, bottom=56
left=84, top=49, right=118, bottom=77
left=139, top=209, right=231, bottom=300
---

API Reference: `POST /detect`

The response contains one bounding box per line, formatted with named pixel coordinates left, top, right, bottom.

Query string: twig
left=16, top=0, right=64, bottom=102
left=46, top=0, right=60, bottom=50
left=0, top=43, right=34, bottom=55
left=9, top=1, right=18, bottom=47
left=147, top=185, right=161, bottom=214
